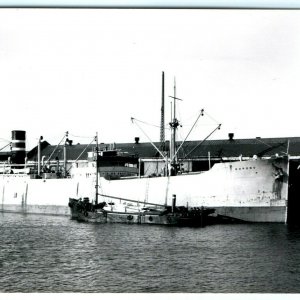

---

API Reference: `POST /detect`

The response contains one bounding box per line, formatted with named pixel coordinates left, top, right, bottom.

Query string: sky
left=0, top=8, right=300, bottom=151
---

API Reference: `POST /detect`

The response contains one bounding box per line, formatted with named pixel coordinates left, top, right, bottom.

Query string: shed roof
left=26, top=136, right=300, bottom=161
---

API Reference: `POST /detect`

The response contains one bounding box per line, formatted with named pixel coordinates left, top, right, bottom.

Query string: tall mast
left=169, top=78, right=182, bottom=175
left=160, top=71, right=165, bottom=151
left=95, top=132, right=99, bottom=205
left=173, top=78, right=176, bottom=126
left=172, top=79, right=176, bottom=164
left=63, top=131, right=68, bottom=178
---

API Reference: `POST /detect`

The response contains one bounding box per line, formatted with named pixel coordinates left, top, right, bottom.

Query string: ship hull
left=72, top=205, right=215, bottom=227
left=214, top=206, right=286, bottom=223
left=0, top=157, right=289, bottom=223
left=0, top=177, right=94, bottom=216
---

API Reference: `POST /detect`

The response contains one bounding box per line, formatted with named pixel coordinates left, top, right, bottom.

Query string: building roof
left=26, top=136, right=300, bottom=162
left=178, top=137, right=298, bottom=159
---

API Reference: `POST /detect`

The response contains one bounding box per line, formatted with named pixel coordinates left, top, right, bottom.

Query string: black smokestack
left=11, top=130, right=26, bottom=166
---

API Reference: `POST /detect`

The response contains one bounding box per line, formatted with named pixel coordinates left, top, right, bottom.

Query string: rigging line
left=131, top=117, right=168, bottom=162
left=44, top=132, right=68, bottom=166
left=0, top=143, right=11, bottom=152
left=177, top=131, right=187, bottom=158
left=255, top=138, right=273, bottom=148
left=132, top=117, right=170, bottom=130
left=67, top=136, right=96, bottom=173
left=184, top=109, right=203, bottom=122
left=143, top=162, right=152, bottom=176
left=176, top=101, right=183, bottom=122
left=69, top=133, right=95, bottom=139
left=171, top=109, right=204, bottom=162
left=255, top=138, right=289, bottom=155
left=176, top=128, right=189, bottom=158
left=180, top=122, right=216, bottom=128
left=131, top=117, right=161, bottom=129
left=98, top=193, right=166, bottom=208
left=203, top=111, right=220, bottom=124
left=183, top=124, right=222, bottom=159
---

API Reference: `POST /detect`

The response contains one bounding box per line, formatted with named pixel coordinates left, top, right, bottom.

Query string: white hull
left=0, top=157, right=289, bottom=222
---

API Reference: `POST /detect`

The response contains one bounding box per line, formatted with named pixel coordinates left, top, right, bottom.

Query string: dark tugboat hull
left=69, top=198, right=215, bottom=227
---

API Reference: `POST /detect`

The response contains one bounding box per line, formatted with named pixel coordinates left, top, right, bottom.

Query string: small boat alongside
left=68, top=194, right=216, bottom=226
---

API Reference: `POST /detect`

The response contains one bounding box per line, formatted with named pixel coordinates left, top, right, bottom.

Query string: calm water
left=1, top=212, right=300, bottom=293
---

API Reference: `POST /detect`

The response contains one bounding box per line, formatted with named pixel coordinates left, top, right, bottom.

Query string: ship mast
left=95, top=132, right=99, bottom=205
left=63, top=131, right=69, bottom=178
left=169, top=78, right=182, bottom=175
left=160, top=71, right=165, bottom=151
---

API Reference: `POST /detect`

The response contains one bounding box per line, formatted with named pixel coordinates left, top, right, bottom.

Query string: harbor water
left=1, top=212, right=300, bottom=293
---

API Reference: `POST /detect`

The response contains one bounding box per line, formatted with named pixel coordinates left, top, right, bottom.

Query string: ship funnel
left=228, top=133, right=234, bottom=141
left=11, top=130, right=26, bottom=167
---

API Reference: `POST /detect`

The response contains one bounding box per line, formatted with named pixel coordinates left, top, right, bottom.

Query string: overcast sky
left=0, top=8, right=300, bottom=150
